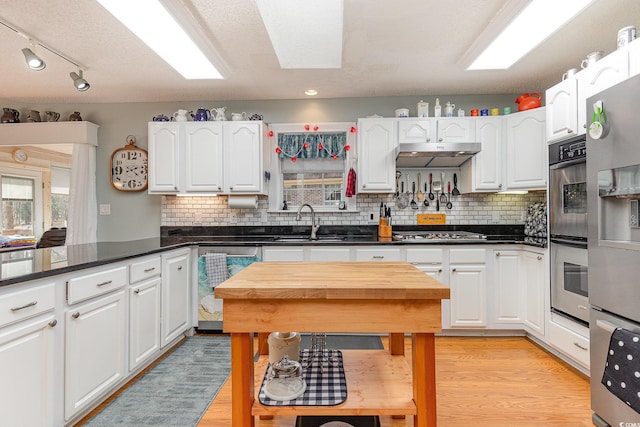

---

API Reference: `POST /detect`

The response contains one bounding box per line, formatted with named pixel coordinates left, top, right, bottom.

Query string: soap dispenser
left=434, top=98, right=441, bottom=117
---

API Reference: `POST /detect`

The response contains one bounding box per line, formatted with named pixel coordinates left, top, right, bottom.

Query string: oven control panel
left=558, top=140, right=586, bottom=161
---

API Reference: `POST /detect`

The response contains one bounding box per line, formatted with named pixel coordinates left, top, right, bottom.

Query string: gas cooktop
left=392, top=231, right=487, bottom=242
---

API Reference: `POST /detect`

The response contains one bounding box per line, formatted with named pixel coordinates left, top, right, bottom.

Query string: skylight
left=468, top=0, right=597, bottom=70
left=256, top=0, right=344, bottom=69
left=96, top=0, right=223, bottom=79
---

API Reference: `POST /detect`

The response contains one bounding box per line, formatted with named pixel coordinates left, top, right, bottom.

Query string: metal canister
left=617, top=26, right=636, bottom=49
left=268, top=332, right=301, bottom=364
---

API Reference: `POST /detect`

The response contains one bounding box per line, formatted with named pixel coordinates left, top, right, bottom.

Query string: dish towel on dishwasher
left=601, top=327, right=640, bottom=414
left=204, top=253, right=228, bottom=288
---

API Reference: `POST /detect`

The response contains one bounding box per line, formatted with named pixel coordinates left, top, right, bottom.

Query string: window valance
left=276, top=132, right=350, bottom=161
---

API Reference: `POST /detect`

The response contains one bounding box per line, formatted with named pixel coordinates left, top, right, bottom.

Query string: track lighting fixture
left=70, top=70, right=90, bottom=92
left=21, top=43, right=46, bottom=71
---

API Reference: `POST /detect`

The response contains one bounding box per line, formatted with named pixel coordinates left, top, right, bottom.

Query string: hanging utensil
left=439, top=173, right=448, bottom=204
left=410, top=181, right=418, bottom=209
left=446, top=182, right=453, bottom=209
left=417, top=173, right=424, bottom=201
left=423, top=181, right=429, bottom=207
left=397, top=181, right=409, bottom=209
left=428, top=173, right=435, bottom=200
left=395, top=171, right=402, bottom=197
left=452, top=173, right=461, bottom=196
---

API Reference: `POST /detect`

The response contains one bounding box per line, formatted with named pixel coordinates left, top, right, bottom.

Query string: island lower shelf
left=251, top=349, right=417, bottom=417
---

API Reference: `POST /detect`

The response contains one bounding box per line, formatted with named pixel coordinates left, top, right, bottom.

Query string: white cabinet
left=505, top=108, right=547, bottom=190
left=148, top=122, right=180, bottom=193
left=308, top=247, right=352, bottom=261
left=148, top=121, right=265, bottom=195
left=548, top=313, right=589, bottom=369
left=0, top=279, right=57, bottom=427
left=493, top=250, right=522, bottom=325
left=65, top=290, right=126, bottom=420
left=356, top=118, right=397, bottom=193
left=436, top=118, right=476, bottom=143
left=129, top=256, right=162, bottom=371
left=262, top=247, right=305, bottom=261
left=577, top=48, right=629, bottom=133
left=184, top=123, right=224, bottom=192
left=224, top=121, right=265, bottom=194
left=521, top=250, right=546, bottom=336
left=398, top=119, right=434, bottom=143
left=161, top=249, right=190, bottom=348
left=448, top=249, right=486, bottom=328
left=546, top=77, right=579, bottom=142
left=461, top=117, right=503, bottom=192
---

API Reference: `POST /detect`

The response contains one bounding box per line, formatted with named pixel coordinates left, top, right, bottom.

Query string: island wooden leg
left=388, top=332, right=405, bottom=355
left=257, top=332, right=270, bottom=356
left=231, top=332, right=255, bottom=427
left=412, top=332, right=437, bottom=427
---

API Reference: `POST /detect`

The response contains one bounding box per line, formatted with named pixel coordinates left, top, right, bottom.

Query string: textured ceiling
left=0, top=0, right=638, bottom=104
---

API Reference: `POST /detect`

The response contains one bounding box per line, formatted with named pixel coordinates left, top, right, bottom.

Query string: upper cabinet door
left=505, top=108, right=547, bottom=190
left=436, top=118, right=476, bottom=143
left=546, top=78, right=579, bottom=142
left=184, top=123, right=224, bottom=192
left=398, top=119, right=434, bottom=143
left=577, top=48, right=630, bottom=132
left=467, top=117, right=503, bottom=192
left=356, top=118, right=397, bottom=193
left=148, top=122, right=180, bottom=193
left=224, top=122, right=264, bottom=193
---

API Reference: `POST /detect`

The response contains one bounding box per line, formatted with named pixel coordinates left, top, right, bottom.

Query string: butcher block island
left=215, top=261, right=450, bottom=427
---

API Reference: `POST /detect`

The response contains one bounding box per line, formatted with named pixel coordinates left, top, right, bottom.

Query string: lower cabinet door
left=0, top=315, right=56, bottom=426
left=161, top=250, right=190, bottom=347
left=130, top=277, right=161, bottom=371
left=65, top=291, right=126, bottom=420
left=449, top=265, right=486, bottom=327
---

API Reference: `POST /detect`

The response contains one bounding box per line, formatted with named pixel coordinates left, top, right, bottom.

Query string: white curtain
left=66, top=144, right=97, bottom=245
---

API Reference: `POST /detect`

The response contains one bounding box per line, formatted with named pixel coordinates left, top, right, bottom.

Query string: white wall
left=1, top=93, right=525, bottom=241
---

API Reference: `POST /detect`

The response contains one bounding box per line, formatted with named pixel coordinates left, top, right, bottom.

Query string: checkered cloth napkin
left=345, top=168, right=356, bottom=198
left=204, top=253, right=228, bottom=287
left=258, top=349, right=347, bottom=406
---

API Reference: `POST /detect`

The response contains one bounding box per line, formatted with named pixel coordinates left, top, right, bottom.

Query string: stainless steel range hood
left=396, top=142, right=481, bottom=168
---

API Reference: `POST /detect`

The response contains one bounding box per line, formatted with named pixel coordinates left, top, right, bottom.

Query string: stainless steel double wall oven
left=548, top=137, right=589, bottom=324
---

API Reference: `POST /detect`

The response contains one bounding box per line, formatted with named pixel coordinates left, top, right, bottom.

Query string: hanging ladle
left=446, top=182, right=453, bottom=209
left=428, top=173, right=435, bottom=200
left=423, top=181, right=429, bottom=207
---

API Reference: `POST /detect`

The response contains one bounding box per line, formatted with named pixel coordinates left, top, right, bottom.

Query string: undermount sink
left=273, top=236, right=346, bottom=243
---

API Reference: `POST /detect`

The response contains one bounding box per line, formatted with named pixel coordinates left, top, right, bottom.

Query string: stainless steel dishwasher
left=197, top=245, right=261, bottom=332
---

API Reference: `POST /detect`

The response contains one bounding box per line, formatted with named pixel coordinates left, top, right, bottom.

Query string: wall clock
left=110, top=135, right=148, bottom=192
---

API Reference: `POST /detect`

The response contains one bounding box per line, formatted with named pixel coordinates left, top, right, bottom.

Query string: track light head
left=22, top=47, right=46, bottom=71
left=70, top=70, right=90, bottom=92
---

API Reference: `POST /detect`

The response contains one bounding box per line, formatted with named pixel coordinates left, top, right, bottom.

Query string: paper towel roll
left=268, top=332, right=301, bottom=364
left=227, top=195, right=258, bottom=209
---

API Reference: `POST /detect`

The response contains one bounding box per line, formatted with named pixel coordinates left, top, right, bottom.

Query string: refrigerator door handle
left=596, top=319, right=618, bottom=334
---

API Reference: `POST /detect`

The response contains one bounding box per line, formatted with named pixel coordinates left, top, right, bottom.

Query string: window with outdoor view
left=1, top=175, right=35, bottom=236
left=51, top=167, right=71, bottom=228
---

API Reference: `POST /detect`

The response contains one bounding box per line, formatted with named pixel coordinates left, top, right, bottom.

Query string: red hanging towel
left=345, top=167, right=356, bottom=197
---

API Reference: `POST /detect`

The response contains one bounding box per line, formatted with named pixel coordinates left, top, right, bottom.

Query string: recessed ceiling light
left=96, top=0, right=223, bottom=79
left=305, top=89, right=318, bottom=96
left=467, top=0, right=597, bottom=70
left=256, top=0, right=343, bottom=69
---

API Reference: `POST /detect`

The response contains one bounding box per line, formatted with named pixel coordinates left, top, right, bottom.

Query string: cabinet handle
left=49, top=319, right=57, bottom=328
left=498, top=184, right=502, bottom=188
left=573, top=342, right=588, bottom=351
left=537, top=256, right=542, bottom=260
left=496, top=252, right=501, bottom=256
left=71, top=312, right=80, bottom=319
left=178, top=266, right=183, bottom=271
left=217, top=186, right=222, bottom=190
left=97, top=280, right=112, bottom=287
left=174, top=186, right=178, bottom=191
left=144, top=267, right=156, bottom=273
left=438, top=138, right=443, bottom=142
left=10, top=301, right=37, bottom=312
left=452, top=268, right=457, bottom=272
left=372, top=255, right=384, bottom=259
left=229, top=186, right=233, bottom=190
left=438, top=269, right=442, bottom=273
left=134, top=289, right=140, bottom=295
left=577, top=304, right=588, bottom=311
left=426, top=138, right=431, bottom=142
left=567, top=129, right=574, bottom=134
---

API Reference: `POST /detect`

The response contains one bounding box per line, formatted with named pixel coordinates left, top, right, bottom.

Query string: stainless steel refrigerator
left=587, top=73, right=640, bottom=426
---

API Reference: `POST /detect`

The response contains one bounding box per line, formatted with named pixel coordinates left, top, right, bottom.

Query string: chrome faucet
left=296, top=204, right=320, bottom=240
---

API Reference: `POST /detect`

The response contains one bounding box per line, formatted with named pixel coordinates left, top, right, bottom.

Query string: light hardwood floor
left=200, top=336, right=592, bottom=427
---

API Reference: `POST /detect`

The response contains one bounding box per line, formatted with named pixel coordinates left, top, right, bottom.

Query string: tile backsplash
left=161, top=192, right=546, bottom=227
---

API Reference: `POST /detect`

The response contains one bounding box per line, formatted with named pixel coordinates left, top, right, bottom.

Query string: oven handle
left=596, top=319, right=618, bottom=334
left=550, top=237, right=588, bottom=249
left=549, top=158, right=586, bottom=169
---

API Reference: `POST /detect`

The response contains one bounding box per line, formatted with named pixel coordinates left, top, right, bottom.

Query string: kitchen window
left=267, top=122, right=357, bottom=212
left=0, top=167, right=43, bottom=241
left=51, top=167, right=70, bottom=228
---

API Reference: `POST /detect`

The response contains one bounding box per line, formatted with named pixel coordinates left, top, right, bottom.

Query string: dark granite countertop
left=0, top=225, right=545, bottom=288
